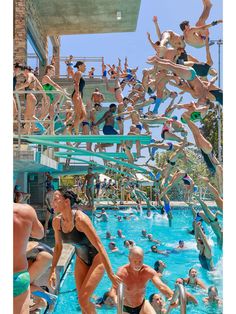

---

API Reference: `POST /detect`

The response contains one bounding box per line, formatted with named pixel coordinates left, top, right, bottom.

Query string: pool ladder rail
left=117, top=283, right=124, bottom=314
left=167, top=283, right=187, bottom=314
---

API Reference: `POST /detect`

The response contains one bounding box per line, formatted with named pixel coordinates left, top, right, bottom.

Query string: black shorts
left=192, top=63, right=211, bottom=77
left=123, top=299, right=145, bottom=314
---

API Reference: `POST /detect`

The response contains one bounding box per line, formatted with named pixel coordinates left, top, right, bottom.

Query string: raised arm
left=153, top=16, right=162, bottom=40
left=147, top=32, right=158, bottom=51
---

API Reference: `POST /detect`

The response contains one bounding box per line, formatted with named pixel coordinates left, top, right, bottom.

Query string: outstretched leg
left=196, top=0, right=212, bottom=26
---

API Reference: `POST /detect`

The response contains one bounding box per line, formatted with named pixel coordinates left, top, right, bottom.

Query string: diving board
left=55, top=151, right=138, bottom=159
left=21, top=135, right=151, bottom=144
left=21, top=137, right=148, bottom=173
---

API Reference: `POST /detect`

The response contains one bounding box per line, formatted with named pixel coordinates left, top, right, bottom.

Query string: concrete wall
left=14, top=0, right=48, bottom=71
left=14, top=0, right=27, bottom=64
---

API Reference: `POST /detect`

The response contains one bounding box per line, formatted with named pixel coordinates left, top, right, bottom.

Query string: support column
left=14, top=0, right=27, bottom=64
left=53, top=45, right=60, bottom=78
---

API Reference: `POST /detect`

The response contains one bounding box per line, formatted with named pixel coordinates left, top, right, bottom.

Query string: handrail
left=167, top=284, right=187, bottom=314
left=13, top=89, right=68, bottom=147
left=117, top=283, right=124, bottom=314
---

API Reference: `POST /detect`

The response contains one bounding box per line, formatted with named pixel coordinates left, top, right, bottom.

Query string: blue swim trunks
left=103, top=125, right=118, bottom=135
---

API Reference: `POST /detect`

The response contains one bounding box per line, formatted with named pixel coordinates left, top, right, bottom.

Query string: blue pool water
left=52, top=208, right=222, bottom=314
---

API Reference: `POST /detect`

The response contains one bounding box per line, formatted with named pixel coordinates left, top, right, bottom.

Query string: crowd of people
left=13, top=0, right=223, bottom=313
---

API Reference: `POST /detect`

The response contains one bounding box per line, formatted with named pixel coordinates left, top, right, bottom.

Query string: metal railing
left=167, top=284, right=187, bottom=314
left=27, top=53, right=104, bottom=78
left=13, top=89, right=68, bottom=148
left=117, top=283, right=124, bottom=314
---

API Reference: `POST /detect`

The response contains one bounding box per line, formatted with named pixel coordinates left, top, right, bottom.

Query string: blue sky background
left=27, top=0, right=223, bottom=159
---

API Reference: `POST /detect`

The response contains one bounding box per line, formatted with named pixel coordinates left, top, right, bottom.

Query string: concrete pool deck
left=30, top=244, right=74, bottom=314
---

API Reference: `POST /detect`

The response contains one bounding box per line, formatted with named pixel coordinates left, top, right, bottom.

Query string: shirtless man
left=82, top=168, right=97, bottom=207
left=152, top=16, right=185, bottom=49
left=14, top=203, right=44, bottom=314
left=109, top=246, right=173, bottom=314
left=44, top=184, right=55, bottom=237
left=94, top=103, right=121, bottom=152
left=91, top=88, right=105, bottom=105
left=179, top=0, right=222, bottom=48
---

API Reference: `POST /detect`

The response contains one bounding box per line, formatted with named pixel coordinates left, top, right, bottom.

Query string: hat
left=74, top=61, right=84, bottom=68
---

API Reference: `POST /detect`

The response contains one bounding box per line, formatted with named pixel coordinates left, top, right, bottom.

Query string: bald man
left=110, top=246, right=173, bottom=314
left=14, top=203, right=44, bottom=314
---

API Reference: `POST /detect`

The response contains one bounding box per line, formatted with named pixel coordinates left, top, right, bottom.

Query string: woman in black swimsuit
left=48, top=189, right=121, bottom=313
left=72, top=61, right=87, bottom=134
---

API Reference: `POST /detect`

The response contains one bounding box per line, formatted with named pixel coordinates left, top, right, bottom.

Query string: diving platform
left=21, top=135, right=151, bottom=144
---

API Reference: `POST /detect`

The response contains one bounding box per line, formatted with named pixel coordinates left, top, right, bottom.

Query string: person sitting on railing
left=16, top=65, right=48, bottom=134
left=41, top=64, right=69, bottom=135
left=65, top=55, right=74, bottom=79
left=88, top=66, right=95, bottom=78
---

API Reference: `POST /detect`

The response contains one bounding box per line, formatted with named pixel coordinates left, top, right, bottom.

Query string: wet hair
left=58, top=188, right=78, bottom=207
left=180, top=20, right=189, bottom=31
left=188, top=267, right=195, bottom=275
left=149, top=293, right=155, bottom=303
left=154, top=260, right=160, bottom=271
left=45, top=65, right=55, bottom=74
left=95, top=291, right=110, bottom=305
left=109, top=103, right=117, bottom=109
left=208, top=286, right=218, bottom=295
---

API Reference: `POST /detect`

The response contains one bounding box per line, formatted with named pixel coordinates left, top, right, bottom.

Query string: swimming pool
left=52, top=208, right=223, bottom=314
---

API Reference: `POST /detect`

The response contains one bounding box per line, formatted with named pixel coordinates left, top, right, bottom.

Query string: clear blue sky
left=27, top=0, right=223, bottom=160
